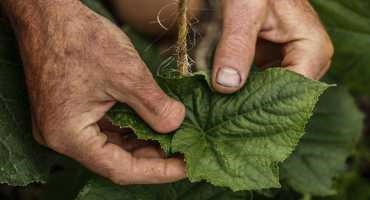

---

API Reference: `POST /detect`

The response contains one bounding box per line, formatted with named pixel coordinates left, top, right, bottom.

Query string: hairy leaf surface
left=109, top=69, right=330, bottom=191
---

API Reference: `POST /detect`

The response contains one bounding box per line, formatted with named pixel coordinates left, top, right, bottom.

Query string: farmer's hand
left=1, top=0, right=186, bottom=184
left=213, top=0, right=334, bottom=93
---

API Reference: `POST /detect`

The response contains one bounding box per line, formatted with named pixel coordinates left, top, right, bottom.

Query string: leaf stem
left=177, top=0, right=190, bottom=76
left=301, top=193, right=312, bottom=200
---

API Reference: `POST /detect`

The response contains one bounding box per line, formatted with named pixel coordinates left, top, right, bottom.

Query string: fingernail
left=216, top=67, right=241, bottom=87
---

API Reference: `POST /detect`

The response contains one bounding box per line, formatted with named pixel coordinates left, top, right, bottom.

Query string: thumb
left=108, top=61, right=185, bottom=134
left=212, top=0, right=268, bottom=93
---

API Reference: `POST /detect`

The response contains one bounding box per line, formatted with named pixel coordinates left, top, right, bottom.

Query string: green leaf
left=109, top=68, right=330, bottom=191
left=329, top=172, right=370, bottom=200
left=311, top=0, right=370, bottom=95
left=108, top=104, right=173, bottom=153
left=0, top=22, right=56, bottom=186
left=40, top=158, right=91, bottom=200
left=281, top=86, right=363, bottom=196
left=322, top=142, right=370, bottom=200
left=76, top=177, right=251, bottom=200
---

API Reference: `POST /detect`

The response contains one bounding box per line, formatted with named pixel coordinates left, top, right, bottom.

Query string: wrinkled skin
left=2, top=0, right=186, bottom=185
left=0, top=0, right=333, bottom=185
left=211, top=0, right=333, bottom=93
left=113, top=0, right=333, bottom=93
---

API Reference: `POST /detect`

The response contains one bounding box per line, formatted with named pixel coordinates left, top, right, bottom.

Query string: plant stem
left=301, top=193, right=312, bottom=200
left=177, top=0, right=190, bottom=76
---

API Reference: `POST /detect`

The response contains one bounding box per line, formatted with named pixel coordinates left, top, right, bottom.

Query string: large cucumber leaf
left=109, top=69, right=330, bottom=191
left=0, top=21, right=56, bottom=186
left=281, top=86, right=363, bottom=196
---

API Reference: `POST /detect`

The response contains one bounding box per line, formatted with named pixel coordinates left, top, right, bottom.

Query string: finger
left=132, top=145, right=165, bottom=158
left=103, top=130, right=155, bottom=152
left=283, top=37, right=333, bottom=80
left=212, top=0, right=268, bottom=93
left=106, top=44, right=185, bottom=134
left=99, top=118, right=150, bottom=151
left=52, top=125, right=185, bottom=185
left=317, top=60, right=332, bottom=80
left=260, top=0, right=334, bottom=80
left=129, top=156, right=185, bottom=184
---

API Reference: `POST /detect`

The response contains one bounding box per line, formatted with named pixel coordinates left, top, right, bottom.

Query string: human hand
left=212, top=0, right=334, bottom=93
left=2, top=0, right=186, bottom=184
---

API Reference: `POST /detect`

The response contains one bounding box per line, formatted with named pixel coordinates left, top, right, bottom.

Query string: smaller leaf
left=75, top=177, right=252, bottom=200
left=311, top=0, right=370, bottom=95
left=108, top=105, right=172, bottom=153
left=281, top=86, right=364, bottom=196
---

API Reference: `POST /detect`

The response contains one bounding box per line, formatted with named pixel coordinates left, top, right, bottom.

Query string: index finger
left=58, top=124, right=186, bottom=185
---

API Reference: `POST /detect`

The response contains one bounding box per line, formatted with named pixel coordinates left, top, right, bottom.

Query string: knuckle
left=106, top=165, right=133, bottom=185
left=218, top=35, right=252, bottom=62
left=141, top=87, right=169, bottom=113
left=157, top=99, right=175, bottom=119
left=228, top=34, right=250, bottom=50
left=320, top=36, right=334, bottom=64
left=93, top=147, right=134, bottom=185
left=326, top=39, right=335, bottom=59
left=109, top=62, right=152, bottom=93
left=316, top=28, right=334, bottom=60
left=313, top=31, right=334, bottom=65
left=128, top=70, right=157, bottom=94
left=123, top=77, right=166, bottom=110
left=152, top=100, right=185, bottom=133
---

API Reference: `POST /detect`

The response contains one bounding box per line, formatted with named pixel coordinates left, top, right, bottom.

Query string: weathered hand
left=2, top=0, right=186, bottom=184
left=212, top=0, right=334, bottom=93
